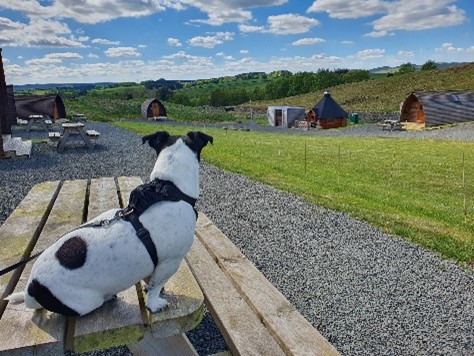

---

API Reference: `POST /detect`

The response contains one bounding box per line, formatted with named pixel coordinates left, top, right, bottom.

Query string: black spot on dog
left=27, top=279, right=80, bottom=316
left=55, top=236, right=87, bottom=270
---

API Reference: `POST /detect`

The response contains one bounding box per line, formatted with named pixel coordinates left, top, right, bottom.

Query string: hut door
left=416, top=104, right=425, bottom=124
left=275, top=109, right=282, bottom=126
left=53, top=103, right=58, bottom=120
left=151, top=102, right=160, bottom=117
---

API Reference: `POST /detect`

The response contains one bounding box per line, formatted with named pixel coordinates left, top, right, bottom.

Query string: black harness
left=118, top=178, right=197, bottom=267
left=0, top=179, right=197, bottom=277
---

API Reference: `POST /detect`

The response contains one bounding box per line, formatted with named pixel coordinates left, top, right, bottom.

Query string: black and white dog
left=6, top=131, right=213, bottom=316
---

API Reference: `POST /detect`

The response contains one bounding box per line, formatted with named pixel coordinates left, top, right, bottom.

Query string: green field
left=115, top=121, right=474, bottom=267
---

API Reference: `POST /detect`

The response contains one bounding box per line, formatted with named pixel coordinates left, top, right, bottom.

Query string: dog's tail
left=5, top=292, right=42, bottom=309
left=4, top=291, right=25, bottom=304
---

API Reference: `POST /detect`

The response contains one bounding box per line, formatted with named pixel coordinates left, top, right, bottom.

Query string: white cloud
left=307, top=0, right=388, bottom=19
left=267, top=14, right=319, bottom=35
left=435, top=42, right=474, bottom=53
left=104, top=47, right=141, bottom=57
left=292, top=37, right=325, bottom=46
left=240, top=49, right=249, bottom=54
left=188, top=32, right=234, bottom=48
left=167, top=38, right=182, bottom=47
left=398, top=50, right=414, bottom=57
left=308, top=0, right=466, bottom=32
left=364, top=30, right=394, bottom=38
left=240, top=13, right=319, bottom=35
left=0, top=17, right=86, bottom=48
left=88, top=53, right=99, bottom=58
left=356, top=48, right=386, bottom=59
left=92, top=38, right=120, bottom=45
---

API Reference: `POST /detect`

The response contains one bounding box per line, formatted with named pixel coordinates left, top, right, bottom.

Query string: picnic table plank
left=148, top=260, right=205, bottom=338
left=186, top=237, right=285, bottom=356
left=195, top=213, right=340, bottom=356
left=0, top=180, right=87, bottom=355
left=72, top=176, right=145, bottom=353
left=0, top=181, right=60, bottom=303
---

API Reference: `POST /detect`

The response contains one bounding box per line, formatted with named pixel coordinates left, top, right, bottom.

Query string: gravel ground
left=1, top=121, right=473, bottom=355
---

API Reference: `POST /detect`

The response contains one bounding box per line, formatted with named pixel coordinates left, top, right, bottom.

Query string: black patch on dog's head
left=55, top=236, right=87, bottom=270
left=183, top=131, right=214, bottom=161
left=142, top=130, right=213, bottom=160
left=142, top=131, right=177, bottom=155
left=27, top=278, right=80, bottom=316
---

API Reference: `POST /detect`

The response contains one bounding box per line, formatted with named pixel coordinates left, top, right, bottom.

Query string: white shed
left=267, top=106, right=305, bottom=128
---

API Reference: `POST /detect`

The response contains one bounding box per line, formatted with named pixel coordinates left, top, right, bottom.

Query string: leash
left=0, top=179, right=197, bottom=277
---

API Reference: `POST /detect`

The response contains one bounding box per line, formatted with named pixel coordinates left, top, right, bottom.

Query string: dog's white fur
left=6, top=131, right=210, bottom=316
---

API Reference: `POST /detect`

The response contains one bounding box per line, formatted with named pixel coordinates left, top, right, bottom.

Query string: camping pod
left=313, top=91, right=348, bottom=129
left=14, top=95, right=66, bottom=122
left=141, top=98, right=167, bottom=120
left=400, top=91, right=474, bottom=127
left=267, top=106, right=305, bottom=127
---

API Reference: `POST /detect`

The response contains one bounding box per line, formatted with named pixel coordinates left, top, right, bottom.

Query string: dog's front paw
left=146, top=297, right=168, bottom=314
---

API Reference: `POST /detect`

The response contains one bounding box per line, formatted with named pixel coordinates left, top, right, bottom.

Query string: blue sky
left=0, top=0, right=473, bottom=85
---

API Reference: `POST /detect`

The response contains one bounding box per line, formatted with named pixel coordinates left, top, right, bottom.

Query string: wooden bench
left=48, top=131, right=61, bottom=142
left=187, top=213, right=340, bottom=356
left=0, top=177, right=204, bottom=355
left=86, top=129, right=100, bottom=139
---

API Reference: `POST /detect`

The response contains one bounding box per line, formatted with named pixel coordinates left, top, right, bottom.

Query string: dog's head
left=142, top=131, right=213, bottom=161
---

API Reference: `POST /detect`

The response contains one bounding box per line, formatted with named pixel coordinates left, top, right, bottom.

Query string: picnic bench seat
left=86, top=129, right=100, bottom=139
left=188, top=214, right=340, bottom=356
left=0, top=177, right=204, bottom=355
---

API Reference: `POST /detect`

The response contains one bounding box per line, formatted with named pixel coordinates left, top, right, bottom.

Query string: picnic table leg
left=26, top=119, right=33, bottom=132
left=57, top=130, right=71, bottom=152
left=77, top=128, right=93, bottom=149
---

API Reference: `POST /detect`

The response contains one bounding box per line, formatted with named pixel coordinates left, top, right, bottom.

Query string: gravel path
left=1, top=122, right=473, bottom=355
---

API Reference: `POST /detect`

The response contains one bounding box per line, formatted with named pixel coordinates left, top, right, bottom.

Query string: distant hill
left=370, top=62, right=469, bottom=74
left=257, top=62, right=474, bottom=112
left=12, top=82, right=116, bottom=92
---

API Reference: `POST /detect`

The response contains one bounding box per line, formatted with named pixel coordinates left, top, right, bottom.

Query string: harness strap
left=120, top=208, right=158, bottom=268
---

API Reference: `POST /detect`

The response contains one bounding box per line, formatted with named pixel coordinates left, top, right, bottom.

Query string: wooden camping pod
left=141, top=98, right=167, bottom=119
left=400, top=91, right=474, bottom=126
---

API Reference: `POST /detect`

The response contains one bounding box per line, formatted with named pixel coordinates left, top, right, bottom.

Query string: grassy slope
left=254, top=62, right=474, bottom=112
left=116, top=122, right=474, bottom=265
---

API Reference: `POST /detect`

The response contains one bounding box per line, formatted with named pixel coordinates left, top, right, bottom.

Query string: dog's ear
left=142, top=131, right=170, bottom=154
left=184, top=131, right=213, bottom=161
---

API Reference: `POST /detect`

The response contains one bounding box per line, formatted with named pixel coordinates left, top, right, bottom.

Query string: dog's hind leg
left=145, top=259, right=181, bottom=313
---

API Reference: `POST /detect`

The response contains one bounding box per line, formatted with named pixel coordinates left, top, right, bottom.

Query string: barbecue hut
left=313, top=91, right=348, bottom=129
left=400, top=91, right=474, bottom=126
left=267, top=106, right=305, bottom=127
left=14, top=95, right=66, bottom=122
left=141, top=98, right=167, bottom=120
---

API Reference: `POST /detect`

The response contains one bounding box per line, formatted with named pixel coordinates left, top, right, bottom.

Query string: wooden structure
left=267, top=106, right=305, bottom=128
left=141, top=98, right=167, bottom=119
left=400, top=91, right=474, bottom=127
left=0, top=177, right=204, bottom=355
left=14, top=94, right=66, bottom=121
left=313, top=91, right=348, bottom=129
left=188, top=213, right=340, bottom=356
left=0, top=48, right=7, bottom=157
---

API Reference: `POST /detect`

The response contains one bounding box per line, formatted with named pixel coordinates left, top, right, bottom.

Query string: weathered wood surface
left=72, top=177, right=145, bottom=353
left=0, top=181, right=60, bottom=303
left=128, top=331, right=198, bottom=356
left=194, top=213, right=340, bottom=356
left=186, top=237, right=285, bottom=356
left=0, top=179, right=87, bottom=355
left=149, top=260, right=205, bottom=338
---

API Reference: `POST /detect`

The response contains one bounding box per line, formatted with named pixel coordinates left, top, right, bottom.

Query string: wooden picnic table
left=26, top=115, right=52, bottom=133
left=0, top=176, right=204, bottom=355
left=381, top=119, right=403, bottom=131
left=57, top=122, right=93, bottom=152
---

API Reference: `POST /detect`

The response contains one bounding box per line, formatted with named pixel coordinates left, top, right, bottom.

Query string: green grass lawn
left=115, top=121, right=474, bottom=266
